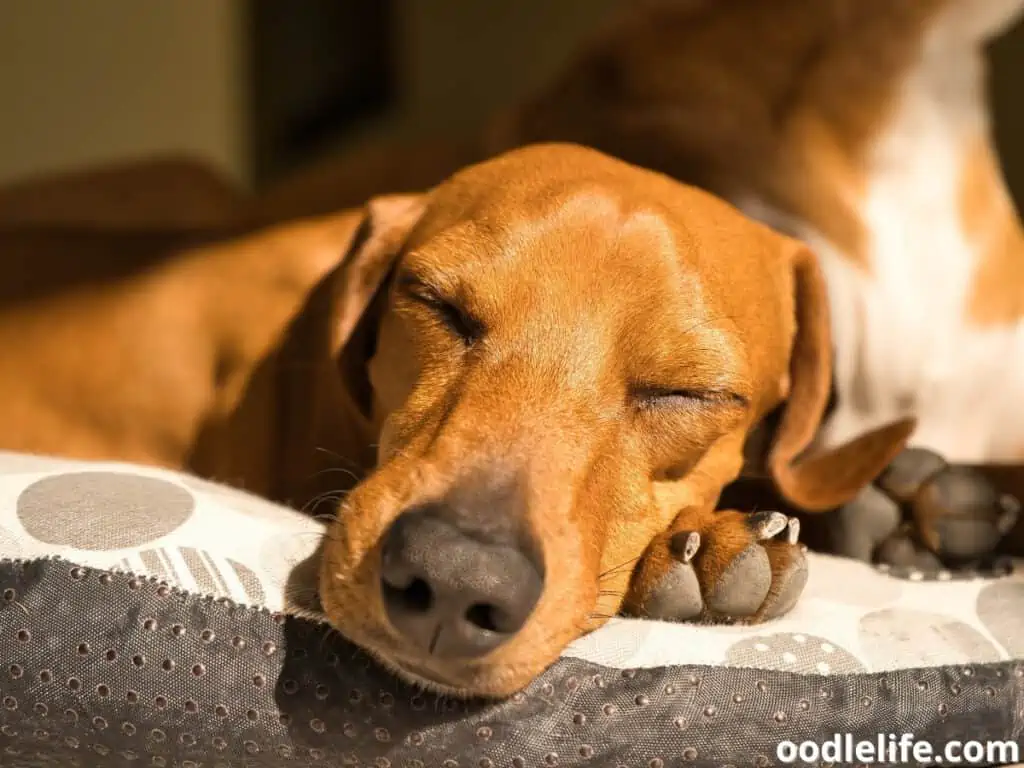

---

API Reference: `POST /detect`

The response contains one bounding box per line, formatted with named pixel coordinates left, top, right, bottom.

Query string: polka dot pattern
left=858, top=609, right=1002, bottom=669
left=876, top=560, right=1016, bottom=582
left=0, top=454, right=1020, bottom=766
left=17, top=472, right=193, bottom=550
left=724, top=633, right=866, bottom=674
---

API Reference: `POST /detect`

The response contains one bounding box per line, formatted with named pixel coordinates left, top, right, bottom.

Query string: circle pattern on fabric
left=976, top=580, right=1024, bottom=656
left=17, top=472, right=194, bottom=550
left=724, top=632, right=866, bottom=674
left=858, top=609, right=1001, bottom=669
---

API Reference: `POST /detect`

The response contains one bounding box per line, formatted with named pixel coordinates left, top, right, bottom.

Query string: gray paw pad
left=876, top=447, right=947, bottom=502
left=762, top=552, right=809, bottom=620
left=915, top=467, right=1017, bottom=561
left=706, top=544, right=771, bottom=616
left=829, top=484, right=901, bottom=562
left=644, top=561, right=703, bottom=621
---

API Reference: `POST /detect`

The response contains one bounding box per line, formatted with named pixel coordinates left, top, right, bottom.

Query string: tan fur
left=0, top=161, right=376, bottom=502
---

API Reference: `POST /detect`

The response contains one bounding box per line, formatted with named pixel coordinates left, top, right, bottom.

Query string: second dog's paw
left=909, top=465, right=1019, bottom=563
left=828, top=447, right=1020, bottom=569
left=628, top=509, right=808, bottom=625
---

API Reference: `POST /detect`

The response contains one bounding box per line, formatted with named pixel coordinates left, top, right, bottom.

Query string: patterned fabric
left=0, top=451, right=1021, bottom=766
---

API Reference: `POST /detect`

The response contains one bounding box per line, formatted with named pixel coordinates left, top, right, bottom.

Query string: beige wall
left=0, top=1, right=248, bottom=187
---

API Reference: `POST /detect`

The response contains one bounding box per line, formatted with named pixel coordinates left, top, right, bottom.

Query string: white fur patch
left=743, top=11, right=1024, bottom=463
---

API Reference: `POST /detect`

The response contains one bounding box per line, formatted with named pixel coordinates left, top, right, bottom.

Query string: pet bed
left=0, top=451, right=1021, bottom=768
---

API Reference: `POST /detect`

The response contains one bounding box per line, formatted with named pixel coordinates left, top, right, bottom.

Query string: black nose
left=379, top=507, right=544, bottom=659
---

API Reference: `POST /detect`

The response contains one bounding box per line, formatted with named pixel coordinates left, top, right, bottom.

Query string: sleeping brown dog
left=307, top=144, right=914, bottom=696
left=0, top=144, right=911, bottom=697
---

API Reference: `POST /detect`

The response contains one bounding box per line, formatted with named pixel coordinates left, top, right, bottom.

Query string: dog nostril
left=383, top=577, right=433, bottom=615
left=465, top=603, right=501, bottom=633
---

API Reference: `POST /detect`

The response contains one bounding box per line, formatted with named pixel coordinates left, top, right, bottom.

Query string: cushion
left=0, top=451, right=1021, bottom=767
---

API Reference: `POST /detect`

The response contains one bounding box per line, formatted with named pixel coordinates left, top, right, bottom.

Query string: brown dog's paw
left=628, top=509, right=807, bottom=625
left=826, top=447, right=1020, bottom=569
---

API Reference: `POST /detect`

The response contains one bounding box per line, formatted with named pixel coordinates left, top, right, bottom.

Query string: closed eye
left=631, top=385, right=749, bottom=411
left=398, top=275, right=484, bottom=346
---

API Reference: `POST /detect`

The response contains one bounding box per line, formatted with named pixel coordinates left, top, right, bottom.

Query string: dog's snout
left=379, top=507, right=544, bottom=659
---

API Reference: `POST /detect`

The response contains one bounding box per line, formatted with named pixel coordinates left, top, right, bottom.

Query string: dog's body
left=0, top=144, right=912, bottom=696
left=0, top=160, right=381, bottom=504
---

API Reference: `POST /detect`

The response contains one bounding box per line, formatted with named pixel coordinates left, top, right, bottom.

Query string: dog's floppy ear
left=330, top=194, right=427, bottom=356
left=272, top=193, right=427, bottom=505
left=767, top=242, right=915, bottom=511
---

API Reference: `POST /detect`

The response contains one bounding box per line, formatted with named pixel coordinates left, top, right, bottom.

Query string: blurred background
left=1, top=0, right=1022, bottom=201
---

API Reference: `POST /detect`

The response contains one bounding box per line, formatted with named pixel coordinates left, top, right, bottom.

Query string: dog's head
left=318, top=143, right=908, bottom=697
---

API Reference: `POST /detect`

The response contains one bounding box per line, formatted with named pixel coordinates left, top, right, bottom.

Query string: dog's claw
left=787, top=517, right=800, bottom=545
left=669, top=530, right=701, bottom=563
left=751, top=511, right=788, bottom=540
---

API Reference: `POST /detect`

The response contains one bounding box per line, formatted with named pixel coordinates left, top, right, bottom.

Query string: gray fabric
left=1, top=558, right=1021, bottom=768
